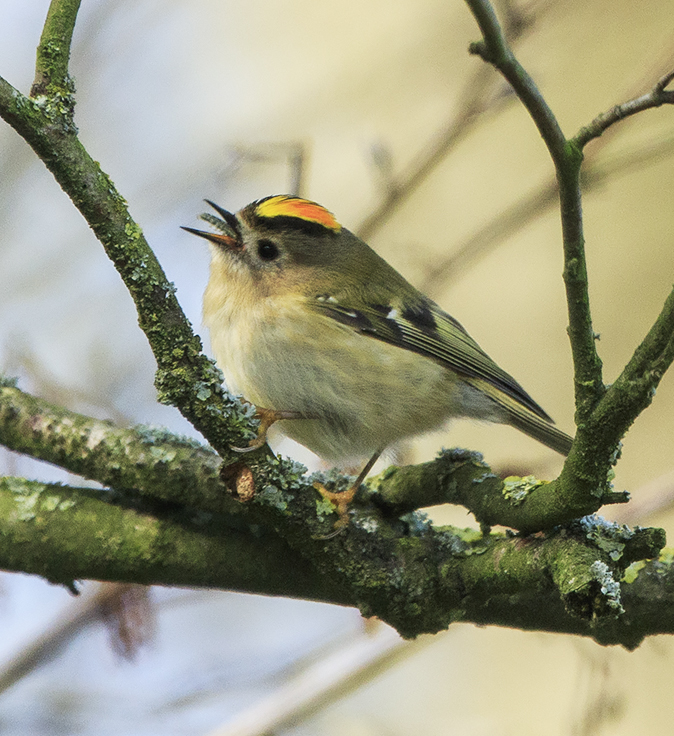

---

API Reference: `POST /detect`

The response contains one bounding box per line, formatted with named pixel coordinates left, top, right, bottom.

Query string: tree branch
left=0, top=0, right=672, bottom=648
left=0, top=476, right=346, bottom=604
left=573, top=69, right=674, bottom=149
left=0, top=72, right=255, bottom=459
left=365, top=448, right=628, bottom=532
left=0, top=374, right=629, bottom=538
left=30, top=0, right=82, bottom=98
left=582, top=283, right=674, bottom=452
left=463, top=0, right=674, bottom=521
left=0, top=475, right=666, bottom=646
left=465, top=0, right=604, bottom=430
left=0, top=377, right=240, bottom=516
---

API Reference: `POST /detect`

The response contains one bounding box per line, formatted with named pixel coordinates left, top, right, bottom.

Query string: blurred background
left=1, top=0, right=674, bottom=733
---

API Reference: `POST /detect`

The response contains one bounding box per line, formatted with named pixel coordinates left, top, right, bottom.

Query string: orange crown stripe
left=255, top=196, right=341, bottom=232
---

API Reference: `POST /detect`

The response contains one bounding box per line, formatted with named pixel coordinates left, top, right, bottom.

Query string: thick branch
left=465, top=551, right=674, bottom=649
left=0, top=375, right=629, bottom=537
left=0, top=476, right=665, bottom=646
left=365, top=448, right=627, bottom=533
left=0, top=379, right=241, bottom=516
left=0, top=476, right=346, bottom=604
left=230, top=457, right=664, bottom=640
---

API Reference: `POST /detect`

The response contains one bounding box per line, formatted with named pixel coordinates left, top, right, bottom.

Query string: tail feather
left=500, top=403, right=573, bottom=456
left=465, top=377, right=573, bottom=456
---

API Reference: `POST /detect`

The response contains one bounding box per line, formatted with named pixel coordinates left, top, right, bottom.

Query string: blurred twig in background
left=356, top=0, right=549, bottom=241
left=0, top=583, right=153, bottom=695
left=205, top=624, right=430, bottom=736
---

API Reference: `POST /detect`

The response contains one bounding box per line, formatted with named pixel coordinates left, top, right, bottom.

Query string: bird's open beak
left=181, top=225, right=237, bottom=248
left=181, top=200, right=240, bottom=248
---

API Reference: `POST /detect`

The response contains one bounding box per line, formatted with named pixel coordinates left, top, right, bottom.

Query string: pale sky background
left=1, top=1, right=674, bottom=734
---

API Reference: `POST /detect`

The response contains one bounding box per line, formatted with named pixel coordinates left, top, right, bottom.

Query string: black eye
left=257, top=239, right=279, bottom=261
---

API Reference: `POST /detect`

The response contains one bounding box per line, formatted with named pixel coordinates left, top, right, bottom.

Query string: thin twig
left=464, top=0, right=604, bottom=425
left=466, top=0, right=566, bottom=158
left=421, top=134, right=674, bottom=293
left=613, top=469, right=674, bottom=524
left=356, top=63, right=502, bottom=240
left=421, top=179, right=558, bottom=293
left=574, top=69, right=674, bottom=149
left=356, top=0, right=546, bottom=241
left=0, top=583, right=135, bottom=695
left=206, top=626, right=424, bottom=736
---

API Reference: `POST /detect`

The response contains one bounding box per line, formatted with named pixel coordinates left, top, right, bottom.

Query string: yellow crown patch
left=254, top=196, right=341, bottom=232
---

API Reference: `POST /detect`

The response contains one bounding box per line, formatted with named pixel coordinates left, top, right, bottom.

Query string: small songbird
left=184, top=195, right=572, bottom=527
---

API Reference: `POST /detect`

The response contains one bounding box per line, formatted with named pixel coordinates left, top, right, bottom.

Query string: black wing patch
left=312, top=295, right=552, bottom=422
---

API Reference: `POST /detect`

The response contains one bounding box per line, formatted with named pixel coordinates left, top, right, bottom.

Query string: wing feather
left=311, top=296, right=552, bottom=422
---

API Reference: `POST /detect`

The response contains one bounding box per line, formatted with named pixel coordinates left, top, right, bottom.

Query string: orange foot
left=231, top=406, right=307, bottom=453
left=314, top=450, right=383, bottom=535
left=313, top=482, right=358, bottom=533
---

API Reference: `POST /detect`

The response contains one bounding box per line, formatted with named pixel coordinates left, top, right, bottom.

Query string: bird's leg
left=231, top=406, right=308, bottom=453
left=314, top=449, right=383, bottom=531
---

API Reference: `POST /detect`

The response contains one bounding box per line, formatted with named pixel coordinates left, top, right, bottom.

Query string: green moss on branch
left=0, top=381, right=243, bottom=515
left=0, top=476, right=346, bottom=603
left=31, top=0, right=82, bottom=99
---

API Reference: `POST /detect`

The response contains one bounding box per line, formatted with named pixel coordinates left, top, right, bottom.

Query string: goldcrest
left=185, top=195, right=572, bottom=472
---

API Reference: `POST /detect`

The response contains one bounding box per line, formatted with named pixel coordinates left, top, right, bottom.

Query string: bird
left=183, top=195, right=573, bottom=529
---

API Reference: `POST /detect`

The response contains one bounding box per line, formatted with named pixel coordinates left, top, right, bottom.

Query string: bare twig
left=421, top=178, right=558, bottom=293
left=466, top=0, right=603, bottom=425
left=356, top=63, right=503, bottom=240
left=223, top=142, right=308, bottom=197
left=0, top=583, right=138, bottom=695
left=421, top=134, right=674, bottom=293
left=574, top=69, right=674, bottom=149
left=205, top=626, right=424, bottom=736
left=421, top=38, right=674, bottom=292
left=355, top=0, right=548, bottom=241
left=613, top=469, right=674, bottom=525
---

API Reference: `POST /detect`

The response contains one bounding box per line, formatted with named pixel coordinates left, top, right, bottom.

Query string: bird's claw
left=230, top=407, right=306, bottom=453
left=313, top=481, right=358, bottom=533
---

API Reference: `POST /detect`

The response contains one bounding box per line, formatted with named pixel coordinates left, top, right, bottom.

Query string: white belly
left=206, top=294, right=498, bottom=463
